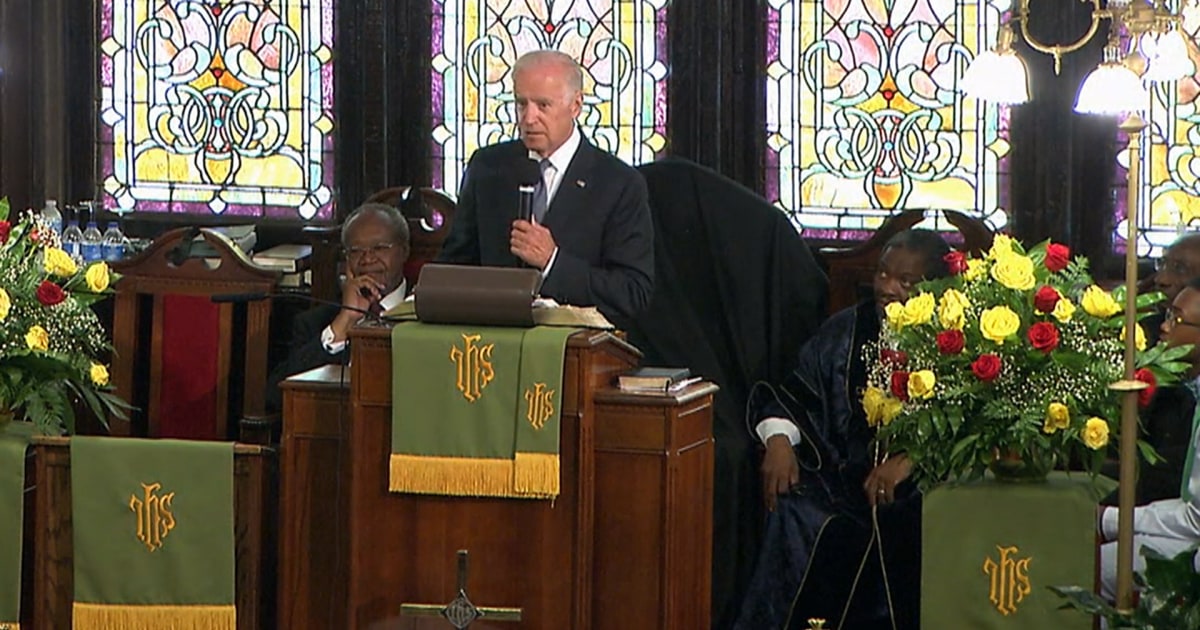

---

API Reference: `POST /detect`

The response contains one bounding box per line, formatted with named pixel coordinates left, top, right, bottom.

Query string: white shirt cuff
left=321, top=324, right=347, bottom=355
left=756, top=417, right=801, bottom=446
left=1101, top=506, right=1120, bottom=541
left=541, top=247, right=559, bottom=278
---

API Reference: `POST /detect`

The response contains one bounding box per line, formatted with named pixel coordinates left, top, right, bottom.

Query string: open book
left=383, top=296, right=615, bottom=330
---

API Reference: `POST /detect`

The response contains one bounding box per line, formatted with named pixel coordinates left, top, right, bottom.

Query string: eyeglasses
left=1165, top=307, right=1200, bottom=330
left=1155, top=257, right=1194, bottom=276
left=345, top=242, right=397, bottom=262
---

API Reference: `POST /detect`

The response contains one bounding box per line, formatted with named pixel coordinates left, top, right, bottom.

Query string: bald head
left=1155, top=232, right=1200, bottom=303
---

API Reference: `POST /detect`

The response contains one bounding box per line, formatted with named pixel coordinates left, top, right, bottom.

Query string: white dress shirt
left=319, top=281, right=407, bottom=354
left=527, top=125, right=582, bottom=277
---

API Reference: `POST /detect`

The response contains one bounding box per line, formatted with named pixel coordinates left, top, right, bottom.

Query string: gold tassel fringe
left=72, top=603, right=234, bottom=630
left=390, top=454, right=515, bottom=497
left=513, top=451, right=559, bottom=498
left=0, top=620, right=20, bottom=630
left=388, top=453, right=559, bottom=499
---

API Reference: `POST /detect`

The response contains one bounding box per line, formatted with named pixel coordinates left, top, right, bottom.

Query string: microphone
left=516, top=158, right=540, bottom=222
left=210, top=291, right=390, bottom=323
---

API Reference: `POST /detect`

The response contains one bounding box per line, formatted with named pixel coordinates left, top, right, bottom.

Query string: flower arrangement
left=862, top=234, right=1191, bottom=489
left=0, top=196, right=127, bottom=435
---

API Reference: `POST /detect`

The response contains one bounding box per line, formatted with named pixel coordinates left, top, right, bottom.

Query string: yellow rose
left=1121, top=323, right=1147, bottom=352
left=885, top=301, right=909, bottom=330
left=989, top=254, right=1036, bottom=291
left=938, top=289, right=971, bottom=331
left=25, top=325, right=49, bottom=351
left=89, top=363, right=110, bottom=386
left=1081, top=285, right=1121, bottom=318
left=979, top=305, right=1021, bottom=344
left=964, top=259, right=987, bottom=281
left=908, top=370, right=937, bottom=400
left=85, top=262, right=110, bottom=292
left=1043, top=402, right=1070, bottom=434
left=42, top=247, right=77, bottom=277
left=1083, top=417, right=1110, bottom=450
left=863, top=386, right=886, bottom=427
left=989, top=234, right=1017, bottom=260
left=1052, top=297, right=1076, bottom=323
left=0, top=287, right=9, bottom=321
left=903, top=292, right=936, bottom=326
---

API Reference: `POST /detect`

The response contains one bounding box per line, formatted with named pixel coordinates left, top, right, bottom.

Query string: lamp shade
left=1145, top=30, right=1193, bottom=83
left=961, top=51, right=1030, bottom=104
left=1074, top=63, right=1148, bottom=114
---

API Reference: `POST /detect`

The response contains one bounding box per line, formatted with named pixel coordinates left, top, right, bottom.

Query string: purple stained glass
left=98, top=0, right=336, bottom=221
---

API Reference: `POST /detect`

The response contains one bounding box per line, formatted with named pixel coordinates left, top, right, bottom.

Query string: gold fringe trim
left=514, top=451, right=559, bottom=497
left=388, top=454, right=558, bottom=499
left=390, top=454, right=515, bottom=497
left=72, top=603, right=234, bottom=630
left=0, top=620, right=20, bottom=630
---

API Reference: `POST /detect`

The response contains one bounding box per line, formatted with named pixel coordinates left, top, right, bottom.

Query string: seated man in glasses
left=1146, top=233, right=1200, bottom=345
left=266, top=202, right=411, bottom=411
left=1099, top=276, right=1200, bottom=600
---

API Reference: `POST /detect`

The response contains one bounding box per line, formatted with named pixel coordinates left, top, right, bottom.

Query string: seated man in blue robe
left=734, top=229, right=951, bottom=630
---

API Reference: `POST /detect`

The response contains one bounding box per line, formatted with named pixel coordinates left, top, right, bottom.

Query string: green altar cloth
left=0, top=422, right=34, bottom=630
left=70, top=437, right=235, bottom=630
left=390, top=322, right=579, bottom=499
left=922, top=472, right=1114, bottom=630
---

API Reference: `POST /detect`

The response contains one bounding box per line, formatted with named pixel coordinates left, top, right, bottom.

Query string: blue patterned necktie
left=531, top=159, right=551, bottom=222
left=1180, top=379, right=1200, bottom=500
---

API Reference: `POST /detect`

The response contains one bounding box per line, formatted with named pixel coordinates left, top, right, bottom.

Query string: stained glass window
left=765, top=0, right=1010, bottom=240
left=99, top=0, right=335, bottom=221
left=1116, top=10, right=1200, bottom=256
left=431, top=0, right=670, bottom=197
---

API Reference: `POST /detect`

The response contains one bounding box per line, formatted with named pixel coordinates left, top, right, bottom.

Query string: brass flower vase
left=989, top=447, right=1055, bottom=483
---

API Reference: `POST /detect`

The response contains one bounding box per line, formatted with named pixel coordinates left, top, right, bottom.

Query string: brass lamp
left=960, top=0, right=1193, bottom=613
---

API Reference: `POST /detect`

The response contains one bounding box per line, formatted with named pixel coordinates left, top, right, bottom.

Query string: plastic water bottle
left=61, top=206, right=83, bottom=260
left=41, top=199, right=63, bottom=237
left=101, top=222, right=125, bottom=261
left=81, top=220, right=103, bottom=263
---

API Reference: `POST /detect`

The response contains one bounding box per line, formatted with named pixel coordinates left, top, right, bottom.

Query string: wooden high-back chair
left=818, top=209, right=995, bottom=314
left=109, top=228, right=280, bottom=440
left=302, top=187, right=457, bottom=303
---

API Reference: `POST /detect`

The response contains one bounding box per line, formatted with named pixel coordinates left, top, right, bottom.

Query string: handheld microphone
left=210, top=291, right=389, bottom=323
left=516, top=158, right=541, bottom=223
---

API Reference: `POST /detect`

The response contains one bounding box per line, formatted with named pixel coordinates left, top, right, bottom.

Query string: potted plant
left=1051, top=547, right=1200, bottom=628
left=861, top=234, right=1190, bottom=488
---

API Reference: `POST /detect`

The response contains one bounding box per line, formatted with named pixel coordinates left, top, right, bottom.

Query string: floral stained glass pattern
left=765, top=0, right=1009, bottom=240
left=431, top=0, right=669, bottom=197
left=1116, top=3, right=1200, bottom=256
left=99, top=0, right=335, bottom=220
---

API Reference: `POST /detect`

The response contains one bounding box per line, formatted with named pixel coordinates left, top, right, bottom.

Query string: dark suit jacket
left=437, top=136, right=654, bottom=325
left=265, top=304, right=344, bottom=412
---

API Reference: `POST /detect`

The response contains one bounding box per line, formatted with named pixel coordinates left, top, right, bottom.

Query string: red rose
left=36, top=280, right=66, bottom=306
left=971, top=354, right=1002, bottom=382
left=944, top=251, right=968, bottom=275
left=1033, top=285, right=1061, bottom=313
left=0, top=221, right=9, bottom=244
left=1135, top=368, right=1158, bottom=408
left=1044, top=242, right=1071, bottom=272
left=936, top=329, right=965, bottom=355
left=1027, top=321, right=1060, bottom=353
left=890, top=371, right=911, bottom=401
left=881, top=349, right=908, bottom=367
left=28, top=229, right=40, bottom=243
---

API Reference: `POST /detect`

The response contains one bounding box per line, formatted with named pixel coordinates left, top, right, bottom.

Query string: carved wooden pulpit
left=278, top=326, right=716, bottom=629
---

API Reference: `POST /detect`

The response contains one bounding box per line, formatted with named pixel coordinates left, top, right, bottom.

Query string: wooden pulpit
left=278, top=326, right=715, bottom=629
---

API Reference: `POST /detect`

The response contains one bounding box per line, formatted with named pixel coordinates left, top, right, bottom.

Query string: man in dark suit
left=437, top=50, right=654, bottom=325
left=265, top=202, right=411, bottom=410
